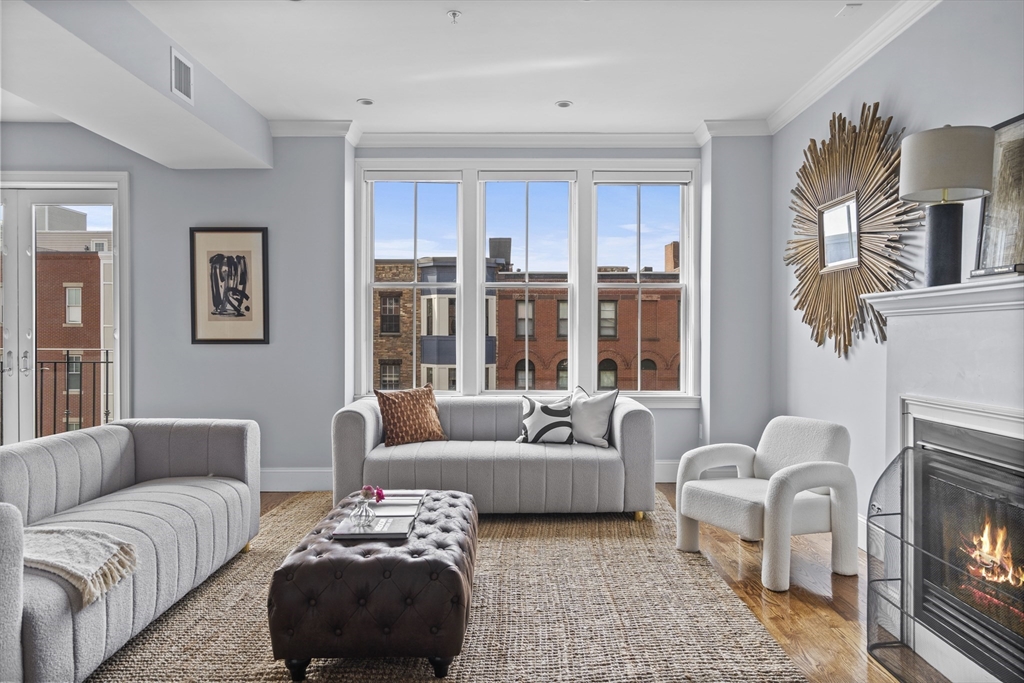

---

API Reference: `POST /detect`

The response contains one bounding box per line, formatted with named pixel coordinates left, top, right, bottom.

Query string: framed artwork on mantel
left=190, top=227, right=269, bottom=343
left=974, top=113, right=1024, bottom=276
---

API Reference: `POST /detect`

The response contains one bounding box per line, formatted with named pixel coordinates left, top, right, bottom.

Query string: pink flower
left=374, top=486, right=386, bottom=504
left=360, top=485, right=375, bottom=500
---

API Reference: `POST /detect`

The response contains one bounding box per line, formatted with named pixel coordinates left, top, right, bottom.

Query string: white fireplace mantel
left=861, top=275, right=1024, bottom=317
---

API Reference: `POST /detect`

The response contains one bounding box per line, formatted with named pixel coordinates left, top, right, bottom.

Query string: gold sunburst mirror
left=785, top=102, right=923, bottom=357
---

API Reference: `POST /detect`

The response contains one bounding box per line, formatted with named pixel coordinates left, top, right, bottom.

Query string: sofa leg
left=633, top=511, right=644, bottom=522
left=285, top=658, right=310, bottom=681
left=428, top=656, right=453, bottom=678
left=241, top=542, right=251, bottom=554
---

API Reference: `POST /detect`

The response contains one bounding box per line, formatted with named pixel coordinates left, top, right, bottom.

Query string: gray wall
left=1, top=122, right=346, bottom=474
left=770, top=0, right=1024, bottom=515
left=701, top=136, right=773, bottom=447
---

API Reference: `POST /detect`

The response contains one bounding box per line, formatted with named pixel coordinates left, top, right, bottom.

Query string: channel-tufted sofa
left=332, top=395, right=655, bottom=515
left=0, top=419, right=260, bottom=683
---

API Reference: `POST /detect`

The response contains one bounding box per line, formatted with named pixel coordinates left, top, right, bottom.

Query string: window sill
left=622, top=393, right=701, bottom=409
left=63, top=323, right=84, bottom=328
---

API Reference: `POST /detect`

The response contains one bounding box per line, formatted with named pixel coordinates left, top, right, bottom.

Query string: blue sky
left=372, top=181, right=681, bottom=273
left=59, top=205, right=114, bottom=231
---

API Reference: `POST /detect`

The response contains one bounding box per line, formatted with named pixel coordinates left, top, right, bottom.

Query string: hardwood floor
left=262, top=488, right=895, bottom=683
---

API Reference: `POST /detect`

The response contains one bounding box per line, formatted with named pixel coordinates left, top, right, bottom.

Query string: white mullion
left=411, top=183, right=418, bottom=388
left=524, top=182, right=530, bottom=388
left=635, top=185, right=642, bottom=392
left=461, top=171, right=478, bottom=395
left=576, top=171, right=596, bottom=393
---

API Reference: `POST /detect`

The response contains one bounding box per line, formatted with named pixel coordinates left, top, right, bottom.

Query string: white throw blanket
left=23, top=527, right=137, bottom=607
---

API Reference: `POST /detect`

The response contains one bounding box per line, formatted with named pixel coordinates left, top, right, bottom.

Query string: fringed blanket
left=23, top=527, right=137, bottom=607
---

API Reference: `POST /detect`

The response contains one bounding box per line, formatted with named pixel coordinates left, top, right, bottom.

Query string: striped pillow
left=517, top=395, right=573, bottom=444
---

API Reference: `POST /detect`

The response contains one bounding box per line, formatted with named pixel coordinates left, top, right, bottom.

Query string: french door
left=0, top=187, right=121, bottom=444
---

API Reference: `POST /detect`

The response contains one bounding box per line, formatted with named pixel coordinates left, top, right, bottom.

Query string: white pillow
left=570, top=386, right=618, bottom=448
left=517, top=395, right=574, bottom=444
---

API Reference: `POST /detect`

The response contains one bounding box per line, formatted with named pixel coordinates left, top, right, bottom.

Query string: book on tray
left=331, top=490, right=428, bottom=541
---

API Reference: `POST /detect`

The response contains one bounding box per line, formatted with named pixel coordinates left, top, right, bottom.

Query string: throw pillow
left=374, top=384, right=448, bottom=448
left=518, top=395, right=574, bottom=444
left=570, top=386, right=618, bottom=448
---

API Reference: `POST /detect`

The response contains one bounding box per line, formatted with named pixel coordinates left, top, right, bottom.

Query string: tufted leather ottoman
left=267, top=491, right=478, bottom=680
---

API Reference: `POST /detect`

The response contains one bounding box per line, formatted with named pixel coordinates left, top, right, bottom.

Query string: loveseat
left=0, top=419, right=260, bottom=683
left=332, top=395, right=655, bottom=514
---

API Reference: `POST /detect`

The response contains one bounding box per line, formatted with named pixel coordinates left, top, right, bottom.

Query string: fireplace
left=867, top=415, right=1024, bottom=683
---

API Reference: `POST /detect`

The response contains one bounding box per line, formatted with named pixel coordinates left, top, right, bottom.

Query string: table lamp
left=899, top=125, right=995, bottom=286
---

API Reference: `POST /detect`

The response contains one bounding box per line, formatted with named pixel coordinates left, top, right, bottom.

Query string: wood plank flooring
left=262, top=488, right=895, bottom=683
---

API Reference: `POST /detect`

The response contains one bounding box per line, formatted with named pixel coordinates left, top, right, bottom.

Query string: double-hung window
left=65, top=286, right=82, bottom=324
left=358, top=161, right=696, bottom=399
left=596, top=178, right=686, bottom=392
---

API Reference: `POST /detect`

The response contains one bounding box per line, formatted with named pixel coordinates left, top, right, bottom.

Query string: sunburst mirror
left=785, top=102, right=923, bottom=357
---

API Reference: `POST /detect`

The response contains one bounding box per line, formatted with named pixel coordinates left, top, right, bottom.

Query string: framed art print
left=974, top=113, right=1024, bottom=274
left=190, top=227, right=269, bottom=343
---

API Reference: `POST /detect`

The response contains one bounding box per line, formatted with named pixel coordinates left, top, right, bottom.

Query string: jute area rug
left=87, top=492, right=806, bottom=682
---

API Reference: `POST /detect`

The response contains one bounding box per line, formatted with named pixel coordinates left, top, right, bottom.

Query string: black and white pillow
left=517, top=395, right=574, bottom=444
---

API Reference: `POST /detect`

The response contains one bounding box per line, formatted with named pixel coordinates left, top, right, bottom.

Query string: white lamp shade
left=899, top=125, right=995, bottom=203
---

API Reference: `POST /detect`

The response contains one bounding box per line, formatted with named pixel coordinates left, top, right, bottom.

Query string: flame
left=960, top=517, right=1024, bottom=587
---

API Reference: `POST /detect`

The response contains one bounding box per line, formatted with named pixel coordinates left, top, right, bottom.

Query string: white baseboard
left=655, top=459, right=679, bottom=483
left=261, top=467, right=332, bottom=492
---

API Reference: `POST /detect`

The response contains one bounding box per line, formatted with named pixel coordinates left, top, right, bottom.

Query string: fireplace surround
left=867, top=416, right=1024, bottom=683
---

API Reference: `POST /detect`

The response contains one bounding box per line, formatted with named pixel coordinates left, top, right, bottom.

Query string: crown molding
left=693, top=120, right=771, bottom=147
left=354, top=131, right=699, bottom=149
left=767, top=0, right=942, bottom=134
left=269, top=120, right=361, bottom=144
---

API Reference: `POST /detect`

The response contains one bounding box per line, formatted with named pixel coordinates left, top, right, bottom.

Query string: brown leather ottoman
left=267, top=490, right=478, bottom=680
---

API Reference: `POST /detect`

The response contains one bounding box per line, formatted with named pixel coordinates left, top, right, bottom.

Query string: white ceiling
left=112, top=0, right=905, bottom=137
left=1, top=89, right=66, bottom=122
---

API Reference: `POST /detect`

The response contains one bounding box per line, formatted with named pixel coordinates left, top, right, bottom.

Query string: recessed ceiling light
left=357, top=98, right=374, bottom=106
left=447, top=10, right=461, bottom=24
left=555, top=100, right=573, bottom=108
left=835, top=3, right=862, bottom=19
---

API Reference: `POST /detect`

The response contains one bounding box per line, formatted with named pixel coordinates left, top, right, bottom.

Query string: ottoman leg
left=285, top=658, right=311, bottom=682
left=428, top=656, right=454, bottom=678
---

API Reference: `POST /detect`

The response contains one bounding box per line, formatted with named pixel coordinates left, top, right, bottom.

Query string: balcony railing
left=0, top=351, right=113, bottom=442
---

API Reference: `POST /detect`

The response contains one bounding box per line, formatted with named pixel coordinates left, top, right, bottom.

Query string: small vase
left=351, top=498, right=376, bottom=527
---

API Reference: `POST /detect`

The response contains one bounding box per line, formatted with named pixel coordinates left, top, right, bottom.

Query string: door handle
left=20, top=350, right=30, bottom=376
left=4, top=350, right=12, bottom=376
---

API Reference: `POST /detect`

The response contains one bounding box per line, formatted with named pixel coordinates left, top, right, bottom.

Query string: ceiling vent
left=170, top=48, right=194, bottom=106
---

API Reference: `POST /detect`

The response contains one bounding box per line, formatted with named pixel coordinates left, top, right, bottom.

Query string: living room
left=1, top=1, right=1022, bottom=682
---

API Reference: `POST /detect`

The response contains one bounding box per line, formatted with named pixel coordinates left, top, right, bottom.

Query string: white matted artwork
left=190, top=227, right=269, bottom=343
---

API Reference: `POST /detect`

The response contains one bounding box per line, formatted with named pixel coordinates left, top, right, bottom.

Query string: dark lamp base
left=924, top=203, right=963, bottom=287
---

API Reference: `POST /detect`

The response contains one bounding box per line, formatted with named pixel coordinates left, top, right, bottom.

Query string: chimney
left=489, top=237, right=512, bottom=272
left=665, top=241, right=680, bottom=272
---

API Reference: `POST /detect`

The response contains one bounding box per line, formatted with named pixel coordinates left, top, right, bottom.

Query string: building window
left=557, top=300, right=568, bottom=338
left=556, top=359, right=569, bottom=390
left=515, top=359, right=535, bottom=390
left=66, top=420, right=81, bottom=431
left=91, top=240, right=107, bottom=252
left=425, top=367, right=434, bottom=386
left=641, top=358, right=657, bottom=391
left=67, top=354, right=82, bottom=392
left=598, top=301, right=617, bottom=338
left=66, top=287, right=82, bottom=324
left=448, top=367, right=457, bottom=391
left=425, top=297, right=433, bottom=335
left=380, top=295, right=400, bottom=334
left=448, top=297, right=456, bottom=335
left=516, top=300, right=535, bottom=338
left=598, top=359, right=618, bottom=390
left=380, top=362, right=400, bottom=390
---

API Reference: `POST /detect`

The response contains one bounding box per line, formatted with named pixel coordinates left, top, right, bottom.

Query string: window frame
left=379, top=294, right=401, bottom=335
left=65, top=286, right=82, bottom=325
left=354, top=158, right=701, bottom=408
left=598, top=300, right=617, bottom=339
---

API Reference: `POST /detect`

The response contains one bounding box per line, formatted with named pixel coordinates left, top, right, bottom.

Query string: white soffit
left=1, top=0, right=271, bottom=169
left=0, top=89, right=66, bottom=122
left=767, top=0, right=942, bottom=133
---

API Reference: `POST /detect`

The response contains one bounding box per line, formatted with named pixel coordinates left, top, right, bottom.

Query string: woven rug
left=87, top=492, right=806, bottom=682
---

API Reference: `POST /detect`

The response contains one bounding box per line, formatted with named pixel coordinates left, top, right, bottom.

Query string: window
left=426, top=367, right=434, bottom=386
left=67, top=354, right=82, bottom=392
left=597, top=181, right=685, bottom=391
left=91, top=240, right=106, bottom=252
left=359, top=162, right=695, bottom=398
left=380, top=362, right=401, bottom=390
left=515, top=359, right=535, bottom=390
left=598, top=359, right=618, bottom=390
left=66, top=420, right=81, bottom=431
left=598, top=301, right=617, bottom=338
left=448, top=368, right=457, bottom=391
left=66, top=286, right=82, bottom=324
left=380, top=295, right=400, bottom=334
left=516, top=300, right=534, bottom=338
left=557, top=300, right=568, bottom=338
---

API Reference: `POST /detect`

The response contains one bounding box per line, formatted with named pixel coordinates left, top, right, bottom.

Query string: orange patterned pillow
left=374, top=384, right=448, bottom=447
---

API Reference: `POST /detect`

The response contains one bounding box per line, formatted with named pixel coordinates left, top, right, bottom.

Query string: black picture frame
left=190, top=227, right=269, bottom=344
left=974, top=113, right=1024, bottom=276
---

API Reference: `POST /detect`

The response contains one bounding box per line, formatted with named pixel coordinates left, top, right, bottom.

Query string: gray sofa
left=0, top=419, right=260, bottom=683
left=332, top=395, right=655, bottom=514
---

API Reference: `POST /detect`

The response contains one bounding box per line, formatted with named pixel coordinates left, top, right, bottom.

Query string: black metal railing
left=1, top=351, right=113, bottom=442
left=35, top=350, right=112, bottom=437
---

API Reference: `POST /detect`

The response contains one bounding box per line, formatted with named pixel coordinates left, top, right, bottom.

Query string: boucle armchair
left=675, top=416, right=857, bottom=592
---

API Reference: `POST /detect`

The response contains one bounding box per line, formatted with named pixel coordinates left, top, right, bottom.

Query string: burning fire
left=960, top=517, right=1024, bottom=587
